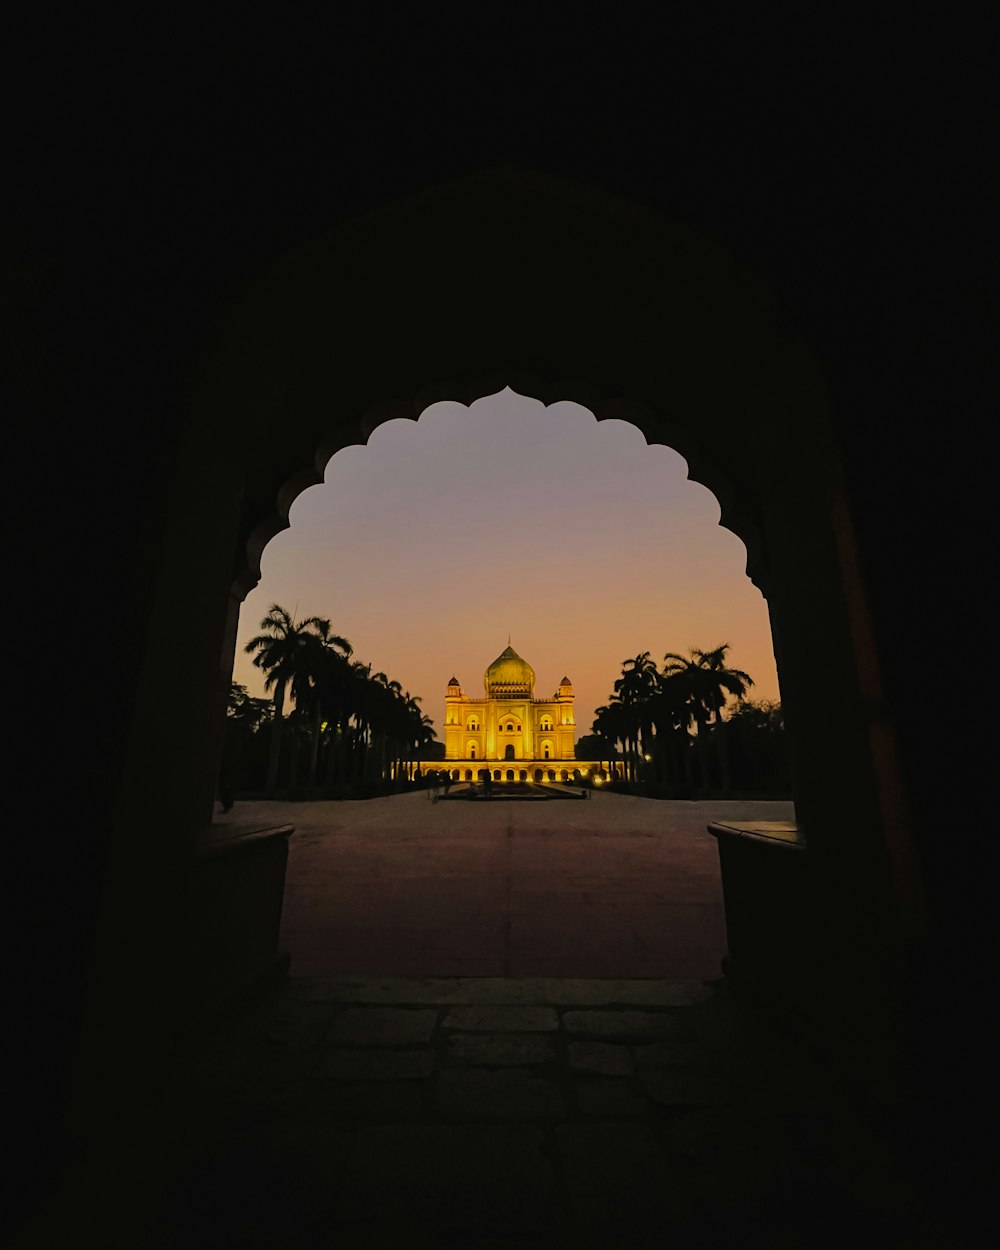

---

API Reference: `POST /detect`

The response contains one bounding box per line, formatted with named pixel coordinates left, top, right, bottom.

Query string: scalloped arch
left=216, top=167, right=829, bottom=606
left=235, top=378, right=769, bottom=602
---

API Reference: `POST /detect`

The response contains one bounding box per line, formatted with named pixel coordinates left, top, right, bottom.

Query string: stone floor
left=18, top=975, right=942, bottom=1249
left=265, top=791, right=795, bottom=980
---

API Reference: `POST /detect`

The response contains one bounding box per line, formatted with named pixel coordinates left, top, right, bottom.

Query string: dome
left=485, top=644, right=535, bottom=698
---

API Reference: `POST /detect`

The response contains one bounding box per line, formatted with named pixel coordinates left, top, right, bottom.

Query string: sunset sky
left=232, top=389, right=779, bottom=738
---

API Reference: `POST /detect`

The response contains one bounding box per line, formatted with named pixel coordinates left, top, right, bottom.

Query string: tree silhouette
left=613, top=652, right=659, bottom=781
left=661, top=645, right=753, bottom=795
left=291, top=620, right=353, bottom=788
left=244, top=604, right=329, bottom=793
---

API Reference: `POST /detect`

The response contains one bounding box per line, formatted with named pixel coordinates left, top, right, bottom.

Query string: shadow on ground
left=16, top=976, right=940, bottom=1249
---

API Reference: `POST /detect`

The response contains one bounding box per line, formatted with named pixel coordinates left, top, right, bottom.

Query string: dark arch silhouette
left=60, top=168, right=926, bottom=1161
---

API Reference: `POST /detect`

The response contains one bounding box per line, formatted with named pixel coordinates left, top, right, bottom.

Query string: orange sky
left=232, top=389, right=780, bottom=739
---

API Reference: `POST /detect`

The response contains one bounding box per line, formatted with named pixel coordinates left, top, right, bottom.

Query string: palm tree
left=593, top=702, right=629, bottom=779
left=222, top=682, right=274, bottom=795
left=292, top=621, right=353, bottom=788
left=661, top=645, right=753, bottom=795
left=367, top=672, right=401, bottom=782
left=411, top=711, right=438, bottom=778
left=244, top=604, right=328, bottom=793
left=347, top=661, right=377, bottom=783
left=395, top=692, right=429, bottom=782
left=649, top=670, right=695, bottom=792
left=613, top=652, right=659, bottom=781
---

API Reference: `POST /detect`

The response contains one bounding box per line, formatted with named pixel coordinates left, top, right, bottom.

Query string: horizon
left=231, top=389, right=779, bottom=739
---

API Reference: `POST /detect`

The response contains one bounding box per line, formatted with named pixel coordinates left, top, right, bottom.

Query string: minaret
left=444, top=676, right=463, bottom=760
left=556, top=675, right=575, bottom=757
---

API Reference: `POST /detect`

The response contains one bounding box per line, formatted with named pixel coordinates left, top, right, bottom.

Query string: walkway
left=11, top=796, right=946, bottom=1246
left=17, top=975, right=933, bottom=1248
left=268, top=791, right=795, bottom=980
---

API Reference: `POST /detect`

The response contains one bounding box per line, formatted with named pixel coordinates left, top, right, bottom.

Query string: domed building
left=442, top=643, right=584, bottom=780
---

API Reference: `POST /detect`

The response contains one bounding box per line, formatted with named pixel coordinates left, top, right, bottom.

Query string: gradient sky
left=232, top=389, right=779, bottom=739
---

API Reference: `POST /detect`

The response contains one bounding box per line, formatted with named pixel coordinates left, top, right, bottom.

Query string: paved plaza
left=262, top=789, right=796, bottom=980
left=14, top=794, right=946, bottom=1247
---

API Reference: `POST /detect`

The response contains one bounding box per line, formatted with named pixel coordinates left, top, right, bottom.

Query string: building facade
left=444, top=644, right=576, bottom=765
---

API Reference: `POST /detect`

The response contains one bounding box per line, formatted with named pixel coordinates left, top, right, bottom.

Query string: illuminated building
left=441, top=644, right=607, bottom=781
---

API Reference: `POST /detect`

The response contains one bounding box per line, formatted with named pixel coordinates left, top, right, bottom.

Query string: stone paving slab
left=19, top=973, right=927, bottom=1250
left=562, top=1009, right=689, bottom=1040
left=289, top=975, right=713, bottom=1005
left=326, top=1006, right=439, bottom=1045
left=569, top=1041, right=636, bottom=1076
left=443, top=1004, right=559, bottom=1032
left=435, top=1068, right=567, bottom=1120
left=633, top=1039, right=714, bottom=1067
left=576, top=1079, right=649, bottom=1117
left=444, top=1032, right=555, bottom=1065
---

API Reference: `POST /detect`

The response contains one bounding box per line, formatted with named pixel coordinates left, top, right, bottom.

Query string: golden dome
left=485, top=644, right=535, bottom=697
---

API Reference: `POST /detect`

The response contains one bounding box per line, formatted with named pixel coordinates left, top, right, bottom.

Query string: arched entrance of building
left=504, top=745, right=515, bottom=761
left=125, top=168, right=919, bottom=1104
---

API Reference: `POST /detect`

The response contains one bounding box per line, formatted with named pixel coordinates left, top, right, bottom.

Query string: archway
left=133, top=168, right=917, bottom=1100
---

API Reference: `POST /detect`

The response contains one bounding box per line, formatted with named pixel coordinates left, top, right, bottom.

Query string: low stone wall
left=178, top=822, right=294, bottom=1024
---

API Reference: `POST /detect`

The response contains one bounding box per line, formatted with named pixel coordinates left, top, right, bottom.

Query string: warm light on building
left=444, top=644, right=576, bottom=764
left=438, top=644, right=622, bottom=781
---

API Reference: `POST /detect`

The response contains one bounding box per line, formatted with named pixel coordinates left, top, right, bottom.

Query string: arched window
left=506, top=769, right=515, bottom=781
left=540, top=716, right=553, bottom=732
left=506, top=722, right=514, bottom=733
left=505, top=745, right=515, bottom=761
left=467, top=717, right=479, bottom=731
left=469, top=744, right=476, bottom=759
left=544, top=747, right=550, bottom=759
